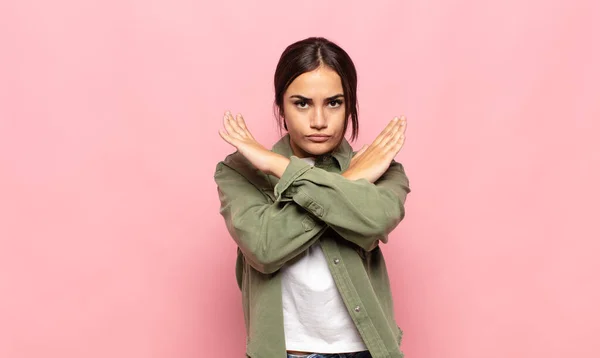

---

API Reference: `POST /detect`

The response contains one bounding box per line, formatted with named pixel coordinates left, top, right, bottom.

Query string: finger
left=372, top=117, right=400, bottom=147
left=218, top=128, right=236, bottom=146
left=391, top=134, right=406, bottom=156
left=388, top=115, right=407, bottom=144
left=356, top=144, right=368, bottom=156
left=218, top=128, right=229, bottom=141
left=379, top=117, right=403, bottom=148
left=223, top=112, right=243, bottom=138
left=227, top=112, right=246, bottom=137
left=399, top=116, right=407, bottom=135
left=390, top=134, right=406, bottom=157
left=236, top=113, right=254, bottom=139
left=236, top=113, right=247, bottom=130
left=372, top=117, right=397, bottom=146
left=381, top=124, right=402, bottom=156
left=353, top=144, right=369, bottom=160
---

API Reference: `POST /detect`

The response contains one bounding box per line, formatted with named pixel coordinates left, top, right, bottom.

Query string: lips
left=306, top=135, right=331, bottom=143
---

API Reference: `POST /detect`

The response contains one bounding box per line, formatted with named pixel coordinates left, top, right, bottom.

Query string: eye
left=328, top=99, right=343, bottom=108
left=294, top=101, right=308, bottom=109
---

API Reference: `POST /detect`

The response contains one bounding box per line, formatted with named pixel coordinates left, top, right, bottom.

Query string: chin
left=302, top=143, right=335, bottom=156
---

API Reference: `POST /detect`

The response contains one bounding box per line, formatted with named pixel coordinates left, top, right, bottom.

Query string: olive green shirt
left=214, top=134, right=411, bottom=358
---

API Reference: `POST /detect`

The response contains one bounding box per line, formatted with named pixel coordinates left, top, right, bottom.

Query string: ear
left=280, top=109, right=287, bottom=130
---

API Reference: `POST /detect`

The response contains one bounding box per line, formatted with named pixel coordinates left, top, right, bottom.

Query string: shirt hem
left=285, top=341, right=368, bottom=354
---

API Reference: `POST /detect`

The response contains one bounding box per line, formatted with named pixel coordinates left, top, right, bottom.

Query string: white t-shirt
left=281, top=156, right=367, bottom=353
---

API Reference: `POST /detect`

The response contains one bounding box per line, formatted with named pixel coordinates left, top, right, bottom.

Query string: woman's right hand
left=218, top=111, right=290, bottom=178
left=342, top=116, right=407, bottom=183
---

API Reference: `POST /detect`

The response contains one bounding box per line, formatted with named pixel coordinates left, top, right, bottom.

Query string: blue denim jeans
left=287, top=351, right=371, bottom=358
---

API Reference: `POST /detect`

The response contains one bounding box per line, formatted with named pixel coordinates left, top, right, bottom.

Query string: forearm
left=275, top=157, right=410, bottom=251
left=264, top=153, right=290, bottom=178
left=215, top=160, right=326, bottom=274
left=221, top=198, right=327, bottom=274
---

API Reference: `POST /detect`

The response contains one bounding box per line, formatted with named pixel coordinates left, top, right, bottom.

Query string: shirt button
left=354, top=306, right=361, bottom=312
left=333, top=258, right=340, bottom=264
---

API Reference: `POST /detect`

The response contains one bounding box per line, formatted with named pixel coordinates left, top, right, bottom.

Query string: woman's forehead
left=286, top=67, right=343, bottom=98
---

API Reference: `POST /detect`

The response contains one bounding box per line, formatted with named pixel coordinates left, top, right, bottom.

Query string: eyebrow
left=289, top=94, right=344, bottom=102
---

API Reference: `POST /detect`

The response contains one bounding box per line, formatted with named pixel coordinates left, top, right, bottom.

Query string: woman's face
left=282, top=66, right=347, bottom=158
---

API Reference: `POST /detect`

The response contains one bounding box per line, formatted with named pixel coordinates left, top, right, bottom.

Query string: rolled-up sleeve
left=214, top=160, right=327, bottom=274
left=274, top=157, right=411, bottom=251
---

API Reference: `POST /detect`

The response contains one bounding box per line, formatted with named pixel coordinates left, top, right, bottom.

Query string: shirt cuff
left=273, top=156, right=312, bottom=200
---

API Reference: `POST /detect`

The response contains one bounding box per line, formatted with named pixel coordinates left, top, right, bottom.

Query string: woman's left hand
left=219, top=111, right=288, bottom=176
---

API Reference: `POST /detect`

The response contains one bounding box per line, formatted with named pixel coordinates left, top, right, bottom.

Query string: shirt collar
left=271, top=133, right=354, bottom=171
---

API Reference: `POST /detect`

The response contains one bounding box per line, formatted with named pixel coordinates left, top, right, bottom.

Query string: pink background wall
left=1, top=0, right=598, bottom=357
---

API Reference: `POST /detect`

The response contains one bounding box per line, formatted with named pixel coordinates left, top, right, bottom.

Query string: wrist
left=343, top=169, right=374, bottom=183
left=266, top=153, right=290, bottom=178
left=342, top=169, right=360, bottom=181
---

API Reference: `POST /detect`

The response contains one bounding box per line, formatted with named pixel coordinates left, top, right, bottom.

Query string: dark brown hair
left=273, top=37, right=359, bottom=141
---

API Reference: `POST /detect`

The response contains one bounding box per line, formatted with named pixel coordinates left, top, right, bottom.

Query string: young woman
left=214, top=37, right=410, bottom=358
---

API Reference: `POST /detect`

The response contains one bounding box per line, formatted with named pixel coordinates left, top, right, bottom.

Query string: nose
left=310, top=107, right=328, bottom=130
